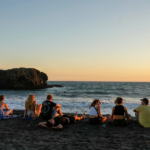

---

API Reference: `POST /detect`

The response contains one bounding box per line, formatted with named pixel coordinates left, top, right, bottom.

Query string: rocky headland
left=0, top=68, right=48, bottom=90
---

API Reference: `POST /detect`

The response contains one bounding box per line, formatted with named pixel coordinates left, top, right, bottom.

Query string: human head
left=46, top=119, right=55, bottom=128
left=47, top=94, right=53, bottom=101
left=89, top=99, right=101, bottom=109
left=0, top=95, right=5, bottom=102
left=25, top=94, right=35, bottom=110
left=141, top=98, right=149, bottom=105
left=114, top=97, right=123, bottom=105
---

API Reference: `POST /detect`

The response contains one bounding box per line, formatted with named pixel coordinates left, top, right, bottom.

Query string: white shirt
left=89, top=106, right=98, bottom=116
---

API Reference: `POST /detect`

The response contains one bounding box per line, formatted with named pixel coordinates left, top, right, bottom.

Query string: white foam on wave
left=52, top=97, right=141, bottom=116
left=3, top=95, right=142, bottom=116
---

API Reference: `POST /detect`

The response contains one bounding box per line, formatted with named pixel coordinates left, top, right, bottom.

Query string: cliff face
left=0, top=68, right=48, bottom=90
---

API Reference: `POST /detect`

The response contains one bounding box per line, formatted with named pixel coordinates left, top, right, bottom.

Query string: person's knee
left=101, top=118, right=107, bottom=123
left=56, top=108, right=59, bottom=111
left=103, top=117, right=107, bottom=120
left=10, top=109, right=13, bottom=113
left=38, top=122, right=42, bottom=126
left=109, top=115, right=112, bottom=119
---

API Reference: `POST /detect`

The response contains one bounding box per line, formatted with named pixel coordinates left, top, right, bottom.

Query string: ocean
left=1, top=81, right=150, bottom=116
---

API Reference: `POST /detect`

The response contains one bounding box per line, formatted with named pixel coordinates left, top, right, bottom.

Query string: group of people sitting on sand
left=89, top=97, right=150, bottom=128
left=0, top=94, right=150, bottom=129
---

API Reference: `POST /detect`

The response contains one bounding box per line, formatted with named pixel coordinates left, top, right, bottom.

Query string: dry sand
left=0, top=110, right=150, bottom=150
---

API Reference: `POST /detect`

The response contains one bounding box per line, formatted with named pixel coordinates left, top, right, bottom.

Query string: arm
left=124, top=107, right=130, bottom=120
left=23, top=110, right=27, bottom=118
left=5, top=103, right=9, bottom=110
left=51, top=124, right=63, bottom=129
left=133, top=109, right=139, bottom=113
left=99, top=107, right=103, bottom=118
left=38, top=122, right=52, bottom=129
left=38, top=122, right=63, bottom=129
left=96, top=106, right=103, bottom=118
left=23, top=102, right=27, bottom=118
left=55, top=104, right=61, bottom=108
left=133, top=106, right=140, bottom=113
left=110, top=107, right=115, bottom=119
left=32, top=104, right=36, bottom=118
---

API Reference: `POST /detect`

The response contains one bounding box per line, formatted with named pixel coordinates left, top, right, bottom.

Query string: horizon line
left=48, top=81, right=150, bottom=83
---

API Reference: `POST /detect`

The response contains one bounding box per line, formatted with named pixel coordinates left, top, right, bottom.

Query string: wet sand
left=0, top=110, right=150, bottom=150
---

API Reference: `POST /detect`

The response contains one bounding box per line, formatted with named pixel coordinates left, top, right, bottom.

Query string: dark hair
left=89, top=99, right=100, bottom=109
left=0, top=95, right=5, bottom=101
left=46, top=121, right=53, bottom=128
left=114, top=97, right=123, bottom=104
left=47, top=94, right=53, bottom=100
left=141, top=98, right=149, bottom=105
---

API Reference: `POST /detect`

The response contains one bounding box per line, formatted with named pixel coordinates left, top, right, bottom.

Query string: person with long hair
left=109, top=97, right=131, bottom=126
left=22, top=94, right=35, bottom=119
left=0, top=95, right=13, bottom=118
left=89, top=99, right=107, bottom=124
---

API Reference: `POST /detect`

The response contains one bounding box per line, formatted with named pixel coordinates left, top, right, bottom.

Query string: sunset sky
left=0, top=0, right=150, bottom=81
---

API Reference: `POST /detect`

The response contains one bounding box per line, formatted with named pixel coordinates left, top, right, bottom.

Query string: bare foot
left=74, top=112, right=78, bottom=117
left=81, top=113, right=86, bottom=119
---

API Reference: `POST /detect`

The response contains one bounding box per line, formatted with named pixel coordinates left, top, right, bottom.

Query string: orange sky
left=1, top=1, right=150, bottom=82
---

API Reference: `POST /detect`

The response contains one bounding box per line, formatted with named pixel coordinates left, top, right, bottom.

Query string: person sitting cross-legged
left=41, top=94, right=63, bottom=120
left=22, top=94, right=36, bottom=119
left=89, top=99, right=107, bottom=124
left=39, top=112, right=85, bottom=129
left=0, top=95, right=13, bottom=118
left=133, top=98, right=150, bottom=128
left=109, top=97, right=131, bottom=126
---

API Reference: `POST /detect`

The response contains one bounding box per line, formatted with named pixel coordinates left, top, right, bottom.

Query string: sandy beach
left=0, top=110, right=149, bottom=150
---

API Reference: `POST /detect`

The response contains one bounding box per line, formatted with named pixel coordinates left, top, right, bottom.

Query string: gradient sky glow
left=0, top=0, right=150, bottom=81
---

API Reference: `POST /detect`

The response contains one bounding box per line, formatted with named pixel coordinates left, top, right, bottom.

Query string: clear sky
left=0, top=0, right=150, bottom=81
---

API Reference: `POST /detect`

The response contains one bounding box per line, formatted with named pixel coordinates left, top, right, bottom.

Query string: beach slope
left=0, top=110, right=150, bottom=150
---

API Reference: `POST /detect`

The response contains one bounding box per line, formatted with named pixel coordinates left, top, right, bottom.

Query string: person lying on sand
left=41, top=94, right=63, bottom=120
left=22, top=94, right=36, bottom=119
left=39, top=112, right=86, bottom=129
left=133, top=98, right=150, bottom=128
left=89, top=99, right=107, bottom=124
left=0, top=95, right=13, bottom=118
left=109, top=97, right=131, bottom=126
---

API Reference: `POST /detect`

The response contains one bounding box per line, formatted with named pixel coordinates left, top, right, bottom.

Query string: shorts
left=62, top=115, right=75, bottom=124
left=89, top=117, right=101, bottom=125
left=52, top=109, right=60, bottom=118
left=42, top=109, right=59, bottom=120
left=27, top=110, right=34, bottom=117
left=112, top=119, right=127, bottom=126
